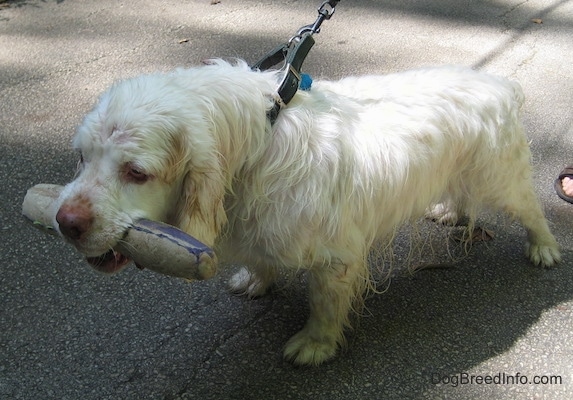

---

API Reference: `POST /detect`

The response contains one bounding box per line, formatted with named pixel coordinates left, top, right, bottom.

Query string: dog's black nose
left=56, top=204, right=93, bottom=241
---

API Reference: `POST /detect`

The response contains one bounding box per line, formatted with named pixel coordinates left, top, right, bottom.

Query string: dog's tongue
left=86, top=250, right=131, bottom=274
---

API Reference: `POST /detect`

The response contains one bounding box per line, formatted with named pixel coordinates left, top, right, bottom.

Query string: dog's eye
left=124, top=164, right=150, bottom=184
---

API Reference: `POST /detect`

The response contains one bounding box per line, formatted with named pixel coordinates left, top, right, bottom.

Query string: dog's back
left=241, top=67, right=531, bottom=249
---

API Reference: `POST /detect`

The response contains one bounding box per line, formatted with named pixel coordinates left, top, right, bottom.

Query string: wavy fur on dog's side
left=55, top=59, right=561, bottom=365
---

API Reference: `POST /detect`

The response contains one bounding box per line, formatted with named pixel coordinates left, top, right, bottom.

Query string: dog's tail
left=509, top=80, right=525, bottom=109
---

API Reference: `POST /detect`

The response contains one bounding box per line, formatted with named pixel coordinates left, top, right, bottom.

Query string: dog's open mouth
left=86, top=250, right=131, bottom=274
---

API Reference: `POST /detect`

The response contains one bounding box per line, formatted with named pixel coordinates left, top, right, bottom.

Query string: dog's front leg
left=284, top=261, right=365, bottom=365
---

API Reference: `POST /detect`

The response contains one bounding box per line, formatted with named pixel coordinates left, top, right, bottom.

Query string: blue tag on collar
left=299, top=73, right=312, bottom=91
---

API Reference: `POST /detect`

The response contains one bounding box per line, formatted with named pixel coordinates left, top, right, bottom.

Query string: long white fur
left=55, top=59, right=561, bottom=365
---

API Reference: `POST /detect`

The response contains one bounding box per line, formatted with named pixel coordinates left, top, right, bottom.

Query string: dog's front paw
left=228, top=267, right=271, bottom=298
left=526, top=242, right=561, bottom=268
left=283, top=329, right=338, bottom=366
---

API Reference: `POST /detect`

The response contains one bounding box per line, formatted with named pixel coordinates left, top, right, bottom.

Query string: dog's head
left=54, top=70, right=229, bottom=274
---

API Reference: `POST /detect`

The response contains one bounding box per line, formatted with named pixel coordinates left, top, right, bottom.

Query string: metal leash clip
left=296, top=0, right=338, bottom=37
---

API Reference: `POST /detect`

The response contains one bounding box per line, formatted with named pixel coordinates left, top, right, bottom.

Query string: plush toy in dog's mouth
left=22, top=184, right=217, bottom=281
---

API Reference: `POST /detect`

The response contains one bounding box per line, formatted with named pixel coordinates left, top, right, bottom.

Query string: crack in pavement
left=473, top=0, right=568, bottom=70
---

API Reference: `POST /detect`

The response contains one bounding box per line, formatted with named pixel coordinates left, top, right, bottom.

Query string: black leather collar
left=250, top=0, right=339, bottom=123
left=251, top=33, right=315, bottom=124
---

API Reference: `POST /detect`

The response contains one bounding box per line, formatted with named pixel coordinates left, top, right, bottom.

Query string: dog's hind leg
left=425, top=199, right=466, bottom=226
left=506, top=187, right=560, bottom=267
left=491, top=162, right=561, bottom=267
left=284, top=260, right=367, bottom=365
left=228, top=265, right=278, bottom=298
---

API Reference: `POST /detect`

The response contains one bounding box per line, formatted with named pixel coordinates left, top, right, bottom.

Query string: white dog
left=54, top=60, right=561, bottom=365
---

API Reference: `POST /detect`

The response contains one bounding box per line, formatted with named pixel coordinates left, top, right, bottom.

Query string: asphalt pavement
left=1, top=0, right=572, bottom=399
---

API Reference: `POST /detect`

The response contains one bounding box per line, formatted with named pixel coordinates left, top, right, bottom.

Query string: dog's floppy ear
left=175, top=166, right=227, bottom=247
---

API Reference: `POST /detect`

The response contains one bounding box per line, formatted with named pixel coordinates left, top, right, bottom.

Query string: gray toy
left=22, top=184, right=217, bottom=281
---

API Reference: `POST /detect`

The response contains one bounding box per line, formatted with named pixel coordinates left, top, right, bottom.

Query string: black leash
left=251, top=0, right=340, bottom=123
